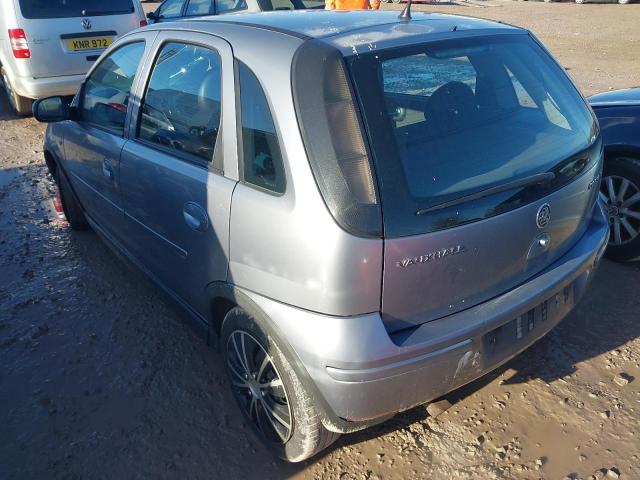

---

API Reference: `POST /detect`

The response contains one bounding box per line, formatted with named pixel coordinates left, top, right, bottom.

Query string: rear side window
left=239, top=63, right=285, bottom=194
left=18, top=0, right=134, bottom=19
left=81, top=42, right=145, bottom=135
left=350, top=34, right=597, bottom=237
left=156, top=0, right=185, bottom=19
left=215, top=0, right=248, bottom=14
left=186, top=0, right=213, bottom=15
left=138, top=42, right=222, bottom=163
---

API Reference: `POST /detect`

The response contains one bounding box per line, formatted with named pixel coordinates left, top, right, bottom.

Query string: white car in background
left=0, top=0, right=146, bottom=115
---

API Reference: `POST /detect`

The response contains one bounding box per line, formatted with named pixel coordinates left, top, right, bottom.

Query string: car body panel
left=589, top=87, right=640, bottom=107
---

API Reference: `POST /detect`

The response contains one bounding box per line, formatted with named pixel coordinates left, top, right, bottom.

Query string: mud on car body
left=35, top=11, right=609, bottom=461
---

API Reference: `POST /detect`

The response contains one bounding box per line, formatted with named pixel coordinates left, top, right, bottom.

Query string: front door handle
left=183, top=201, right=209, bottom=232
left=102, top=158, right=114, bottom=180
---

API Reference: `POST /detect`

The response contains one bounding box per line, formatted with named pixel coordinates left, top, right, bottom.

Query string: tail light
left=8, top=28, right=30, bottom=59
left=140, top=20, right=148, bottom=27
left=292, top=40, right=382, bottom=237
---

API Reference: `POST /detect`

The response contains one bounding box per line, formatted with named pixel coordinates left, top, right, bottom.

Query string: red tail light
left=8, top=28, right=30, bottom=59
left=109, top=102, right=128, bottom=113
left=140, top=20, right=148, bottom=27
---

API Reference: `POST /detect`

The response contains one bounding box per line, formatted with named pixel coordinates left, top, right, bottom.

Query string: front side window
left=138, top=42, right=222, bottom=163
left=239, top=63, right=285, bottom=194
left=81, top=42, right=145, bottom=135
left=186, top=0, right=213, bottom=15
left=215, top=0, right=247, bottom=14
left=350, top=34, right=597, bottom=237
left=157, top=0, right=184, bottom=19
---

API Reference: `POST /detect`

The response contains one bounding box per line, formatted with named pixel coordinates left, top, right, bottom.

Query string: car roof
left=193, top=10, right=518, bottom=38
left=141, top=10, right=524, bottom=58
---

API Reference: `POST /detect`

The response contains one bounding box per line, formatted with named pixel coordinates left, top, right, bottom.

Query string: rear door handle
left=102, top=158, right=114, bottom=180
left=183, top=201, right=208, bottom=232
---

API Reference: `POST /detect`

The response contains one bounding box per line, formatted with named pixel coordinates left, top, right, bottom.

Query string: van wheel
left=1, top=67, right=33, bottom=116
left=600, top=156, right=640, bottom=262
left=56, top=167, right=89, bottom=231
left=221, top=307, right=340, bottom=462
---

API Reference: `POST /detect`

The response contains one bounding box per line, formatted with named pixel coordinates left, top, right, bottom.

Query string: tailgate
left=382, top=161, right=601, bottom=332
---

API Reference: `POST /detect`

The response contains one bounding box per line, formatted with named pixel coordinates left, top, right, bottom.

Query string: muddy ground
left=1, top=1, right=640, bottom=479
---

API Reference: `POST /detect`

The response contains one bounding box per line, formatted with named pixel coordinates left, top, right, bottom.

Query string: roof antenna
left=398, top=0, right=412, bottom=21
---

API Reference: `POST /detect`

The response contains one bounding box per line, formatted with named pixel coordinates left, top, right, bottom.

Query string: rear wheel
left=600, top=156, right=640, bottom=261
left=56, top=166, right=89, bottom=231
left=221, top=307, right=340, bottom=462
left=1, top=67, right=33, bottom=116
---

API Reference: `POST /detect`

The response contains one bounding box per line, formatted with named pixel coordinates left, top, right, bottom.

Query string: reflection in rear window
left=18, top=0, right=134, bottom=19
left=349, top=34, right=596, bottom=237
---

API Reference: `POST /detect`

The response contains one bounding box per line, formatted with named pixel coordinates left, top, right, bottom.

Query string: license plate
left=66, top=36, right=113, bottom=52
left=482, top=284, right=574, bottom=360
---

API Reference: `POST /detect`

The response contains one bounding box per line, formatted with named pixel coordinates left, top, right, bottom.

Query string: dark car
left=589, top=88, right=640, bottom=261
left=146, top=0, right=324, bottom=23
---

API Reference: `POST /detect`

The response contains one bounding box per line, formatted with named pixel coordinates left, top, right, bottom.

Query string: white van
left=0, top=0, right=146, bottom=115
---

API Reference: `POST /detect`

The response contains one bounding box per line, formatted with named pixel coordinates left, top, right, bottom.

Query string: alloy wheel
left=225, top=330, right=293, bottom=444
left=600, top=173, right=640, bottom=246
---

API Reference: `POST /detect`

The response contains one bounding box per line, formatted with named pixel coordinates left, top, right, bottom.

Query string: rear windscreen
left=349, top=34, right=598, bottom=237
left=18, top=0, right=134, bottom=19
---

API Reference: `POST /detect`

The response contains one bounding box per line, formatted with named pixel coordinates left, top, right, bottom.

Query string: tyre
left=1, top=67, right=33, bottom=116
left=600, top=156, right=640, bottom=262
left=221, top=307, right=340, bottom=462
left=575, top=0, right=585, bottom=3
left=56, top=166, right=89, bottom=231
left=391, top=0, right=402, bottom=4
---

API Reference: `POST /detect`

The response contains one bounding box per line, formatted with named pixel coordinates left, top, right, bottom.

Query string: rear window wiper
left=415, top=172, right=556, bottom=216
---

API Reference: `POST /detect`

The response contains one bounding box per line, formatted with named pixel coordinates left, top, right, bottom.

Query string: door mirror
left=33, top=96, right=72, bottom=123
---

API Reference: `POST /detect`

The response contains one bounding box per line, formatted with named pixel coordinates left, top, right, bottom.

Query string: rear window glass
left=18, top=0, right=134, bottom=19
left=349, top=34, right=597, bottom=237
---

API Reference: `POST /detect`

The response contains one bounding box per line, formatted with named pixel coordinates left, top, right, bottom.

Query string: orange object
left=325, top=0, right=380, bottom=10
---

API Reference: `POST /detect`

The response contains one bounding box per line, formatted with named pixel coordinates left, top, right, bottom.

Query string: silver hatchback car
left=35, top=10, right=609, bottom=462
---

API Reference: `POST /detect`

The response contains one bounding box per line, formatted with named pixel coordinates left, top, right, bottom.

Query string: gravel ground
left=2, top=2, right=640, bottom=479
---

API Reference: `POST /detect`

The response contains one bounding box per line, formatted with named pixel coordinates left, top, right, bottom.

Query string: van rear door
left=349, top=33, right=601, bottom=332
left=15, top=0, right=142, bottom=79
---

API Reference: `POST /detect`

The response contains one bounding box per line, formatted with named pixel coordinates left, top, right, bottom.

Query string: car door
left=119, top=32, right=238, bottom=317
left=63, top=32, right=156, bottom=239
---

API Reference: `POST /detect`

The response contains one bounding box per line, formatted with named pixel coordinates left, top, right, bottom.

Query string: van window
left=239, top=63, right=285, bottom=194
left=349, top=34, right=597, bottom=237
left=81, top=42, right=145, bottom=135
left=138, top=42, right=222, bottom=163
left=18, top=0, right=134, bottom=19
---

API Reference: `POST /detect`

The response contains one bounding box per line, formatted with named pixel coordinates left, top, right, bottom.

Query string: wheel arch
left=603, top=145, right=640, bottom=163
left=204, top=281, right=391, bottom=434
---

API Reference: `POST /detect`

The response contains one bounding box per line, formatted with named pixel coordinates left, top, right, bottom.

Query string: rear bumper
left=244, top=202, right=609, bottom=426
left=11, top=74, right=84, bottom=100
